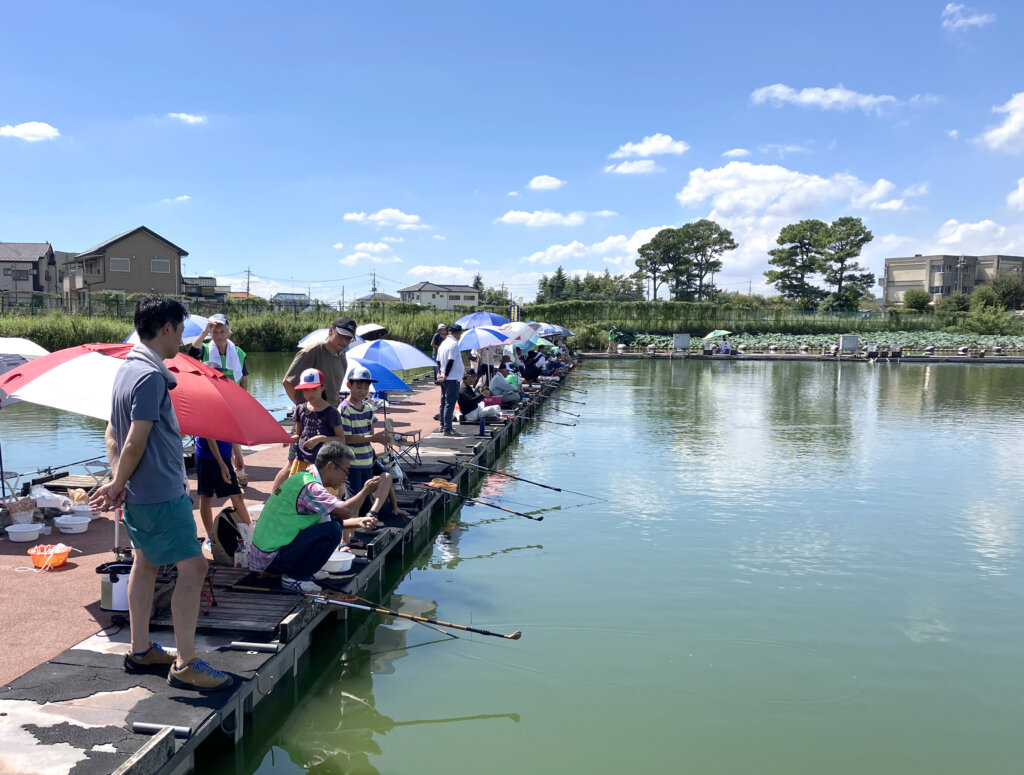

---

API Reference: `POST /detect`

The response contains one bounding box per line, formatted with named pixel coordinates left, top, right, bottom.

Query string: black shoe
left=443, top=430, right=465, bottom=437
left=433, top=413, right=440, bottom=421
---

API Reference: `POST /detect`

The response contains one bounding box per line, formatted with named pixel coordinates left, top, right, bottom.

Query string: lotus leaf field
left=625, top=331, right=1024, bottom=352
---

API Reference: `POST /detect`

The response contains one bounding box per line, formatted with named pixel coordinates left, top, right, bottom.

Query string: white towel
left=205, top=340, right=244, bottom=382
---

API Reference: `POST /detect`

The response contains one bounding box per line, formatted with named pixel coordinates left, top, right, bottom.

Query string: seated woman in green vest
left=249, top=441, right=381, bottom=594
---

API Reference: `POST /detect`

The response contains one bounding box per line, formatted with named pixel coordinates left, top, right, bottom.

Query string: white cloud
left=593, top=210, right=617, bottom=218
left=162, top=194, right=191, bottom=203
left=407, top=264, right=474, bottom=282
left=751, top=83, right=899, bottom=113
left=508, top=191, right=520, bottom=197
left=463, top=258, right=480, bottom=265
left=938, top=218, right=1006, bottom=246
left=497, top=210, right=587, bottom=227
left=168, top=112, right=207, bottom=124
left=332, top=242, right=344, bottom=250
left=343, top=208, right=429, bottom=230
left=353, top=242, right=390, bottom=253
left=759, top=143, right=812, bottom=158
left=852, top=179, right=906, bottom=212
left=609, top=133, right=689, bottom=158
left=432, top=234, right=446, bottom=240
left=941, top=3, right=995, bottom=31
left=976, top=93, right=1024, bottom=155
left=1007, top=179, right=1024, bottom=211
left=338, top=251, right=402, bottom=266
left=0, top=121, right=60, bottom=142
left=604, top=160, right=659, bottom=174
left=528, top=175, right=565, bottom=190
left=947, top=129, right=960, bottom=139
left=722, top=148, right=751, bottom=158
left=903, top=182, right=930, bottom=197
left=382, top=236, right=404, bottom=243
left=521, top=225, right=672, bottom=265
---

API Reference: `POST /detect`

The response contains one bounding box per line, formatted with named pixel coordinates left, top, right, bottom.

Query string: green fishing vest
left=202, top=341, right=246, bottom=383
left=252, top=471, right=321, bottom=553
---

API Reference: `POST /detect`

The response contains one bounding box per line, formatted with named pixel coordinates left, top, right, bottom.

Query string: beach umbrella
left=533, top=322, right=571, bottom=337
left=297, top=328, right=366, bottom=349
left=703, top=329, right=732, bottom=339
left=0, top=344, right=291, bottom=445
left=124, top=314, right=210, bottom=345
left=498, top=322, right=536, bottom=344
left=356, top=323, right=388, bottom=341
left=346, top=357, right=411, bottom=394
left=457, top=326, right=510, bottom=351
left=346, top=339, right=436, bottom=370
left=1, top=338, right=49, bottom=409
left=455, top=311, right=510, bottom=329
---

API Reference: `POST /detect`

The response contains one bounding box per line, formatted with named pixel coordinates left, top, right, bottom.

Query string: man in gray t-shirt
left=92, top=296, right=230, bottom=692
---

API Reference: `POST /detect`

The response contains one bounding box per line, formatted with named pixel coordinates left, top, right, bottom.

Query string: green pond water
left=3, top=356, right=1023, bottom=773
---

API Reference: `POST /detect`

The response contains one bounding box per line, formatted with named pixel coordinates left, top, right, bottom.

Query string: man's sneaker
left=312, top=570, right=330, bottom=580
left=282, top=575, right=322, bottom=593
left=167, top=658, right=232, bottom=692
left=443, top=429, right=465, bottom=437
left=202, top=537, right=212, bottom=552
left=124, top=642, right=176, bottom=675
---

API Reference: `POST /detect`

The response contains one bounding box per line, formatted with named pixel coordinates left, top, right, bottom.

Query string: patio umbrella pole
left=0, top=406, right=6, bottom=501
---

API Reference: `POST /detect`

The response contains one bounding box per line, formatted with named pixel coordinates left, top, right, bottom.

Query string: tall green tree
left=678, top=219, right=737, bottom=301
left=818, top=216, right=875, bottom=307
left=636, top=229, right=689, bottom=300
left=764, top=219, right=827, bottom=308
left=535, top=275, right=549, bottom=303
left=546, top=266, right=568, bottom=301
left=472, top=272, right=484, bottom=292
left=989, top=270, right=1024, bottom=310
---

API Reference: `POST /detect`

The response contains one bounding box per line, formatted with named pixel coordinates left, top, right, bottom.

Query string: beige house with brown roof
left=63, top=226, right=187, bottom=311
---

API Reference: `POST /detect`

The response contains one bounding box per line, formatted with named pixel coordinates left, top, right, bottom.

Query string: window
left=109, top=257, right=131, bottom=272
left=2, top=268, right=10, bottom=276
left=151, top=258, right=171, bottom=274
left=13, top=269, right=30, bottom=281
left=449, top=295, right=460, bottom=300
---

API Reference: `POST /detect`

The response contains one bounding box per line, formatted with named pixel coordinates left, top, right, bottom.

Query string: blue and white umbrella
left=124, top=314, right=210, bottom=345
left=532, top=322, right=571, bottom=337
left=346, top=339, right=436, bottom=371
left=346, top=356, right=411, bottom=394
left=455, top=311, right=510, bottom=329
left=457, top=326, right=510, bottom=351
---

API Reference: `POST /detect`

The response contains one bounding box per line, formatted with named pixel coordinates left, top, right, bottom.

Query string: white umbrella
left=0, top=338, right=49, bottom=408
left=458, top=326, right=510, bottom=351
left=346, top=339, right=436, bottom=370
left=297, top=328, right=366, bottom=349
left=355, top=323, right=388, bottom=341
left=124, top=314, right=210, bottom=345
left=497, top=322, right=536, bottom=344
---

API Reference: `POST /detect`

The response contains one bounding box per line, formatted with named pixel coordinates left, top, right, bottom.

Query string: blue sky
left=2, top=0, right=1023, bottom=301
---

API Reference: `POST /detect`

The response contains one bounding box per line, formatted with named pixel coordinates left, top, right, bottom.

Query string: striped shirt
left=338, top=398, right=374, bottom=469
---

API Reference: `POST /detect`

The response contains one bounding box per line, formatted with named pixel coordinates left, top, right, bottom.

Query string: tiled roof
left=0, top=243, right=52, bottom=261
left=76, top=226, right=188, bottom=258
left=397, top=282, right=480, bottom=294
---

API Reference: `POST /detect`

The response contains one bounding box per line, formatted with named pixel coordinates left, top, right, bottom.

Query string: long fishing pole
left=514, top=415, right=576, bottom=427
left=548, top=406, right=580, bottom=418
left=424, top=485, right=545, bottom=521
left=307, top=593, right=523, bottom=640
left=554, top=397, right=586, bottom=405
left=458, top=461, right=605, bottom=501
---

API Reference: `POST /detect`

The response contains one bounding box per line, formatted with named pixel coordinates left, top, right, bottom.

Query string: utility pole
left=371, top=270, right=378, bottom=294
left=245, top=266, right=251, bottom=295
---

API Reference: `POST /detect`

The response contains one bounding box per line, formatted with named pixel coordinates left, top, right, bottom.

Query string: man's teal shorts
left=123, top=494, right=200, bottom=566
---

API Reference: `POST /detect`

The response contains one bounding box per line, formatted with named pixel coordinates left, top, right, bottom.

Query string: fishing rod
left=514, top=415, right=576, bottom=427
left=307, top=593, right=523, bottom=640
left=547, top=406, right=580, bottom=418
left=457, top=461, right=604, bottom=501
left=554, top=397, right=586, bottom=405
left=424, top=484, right=545, bottom=521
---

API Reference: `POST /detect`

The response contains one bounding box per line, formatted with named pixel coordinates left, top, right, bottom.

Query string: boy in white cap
left=287, top=368, right=345, bottom=478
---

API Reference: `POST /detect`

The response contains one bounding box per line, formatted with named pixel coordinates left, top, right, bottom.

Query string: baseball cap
left=497, top=362, right=509, bottom=371
left=296, top=368, right=324, bottom=390
left=448, top=322, right=464, bottom=333
left=209, top=313, right=229, bottom=328
left=333, top=316, right=357, bottom=337
left=347, top=365, right=378, bottom=383
left=437, top=324, right=446, bottom=330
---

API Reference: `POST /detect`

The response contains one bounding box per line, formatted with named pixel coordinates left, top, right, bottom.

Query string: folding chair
left=384, top=417, right=422, bottom=467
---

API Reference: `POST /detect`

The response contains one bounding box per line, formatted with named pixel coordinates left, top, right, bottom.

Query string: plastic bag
left=30, top=486, right=72, bottom=511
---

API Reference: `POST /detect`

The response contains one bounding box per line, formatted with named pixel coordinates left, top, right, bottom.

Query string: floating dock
left=0, top=376, right=569, bottom=775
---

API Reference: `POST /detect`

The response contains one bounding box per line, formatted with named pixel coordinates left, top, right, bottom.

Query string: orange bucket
left=28, top=544, right=73, bottom=569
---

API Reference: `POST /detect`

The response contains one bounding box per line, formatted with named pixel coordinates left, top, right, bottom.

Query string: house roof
left=398, top=282, right=480, bottom=294
left=355, top=292, right=400, bottom=302
left=229, top=291, right=260, bottom=299
left=272, top=292, right=311, bottom=301
left=0, top=243, right=52, bottom=262
left=75, top=226, right=188, bottom=259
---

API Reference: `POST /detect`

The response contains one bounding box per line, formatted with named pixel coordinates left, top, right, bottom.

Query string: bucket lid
left=96, top=561, right=133, bottom=574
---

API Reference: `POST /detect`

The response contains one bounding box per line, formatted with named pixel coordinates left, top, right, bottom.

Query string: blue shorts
left=123, top=494, right=200, bottom=566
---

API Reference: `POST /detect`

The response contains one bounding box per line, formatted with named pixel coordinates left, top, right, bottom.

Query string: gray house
left=0, top=242, right=59, bottom=308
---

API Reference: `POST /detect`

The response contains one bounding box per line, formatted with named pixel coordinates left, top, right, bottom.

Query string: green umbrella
left=703, top=329, right=732, bottom=339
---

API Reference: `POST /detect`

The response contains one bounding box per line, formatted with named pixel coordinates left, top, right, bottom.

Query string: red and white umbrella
left=0, top=343, right=291, bottom=445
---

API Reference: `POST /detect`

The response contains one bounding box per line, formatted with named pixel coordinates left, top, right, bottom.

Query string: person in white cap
left=189, top=313, right=250, bottom=484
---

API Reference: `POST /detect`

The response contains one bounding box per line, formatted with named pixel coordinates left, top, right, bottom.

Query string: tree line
left=630, top=216, right=876, bottom=312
